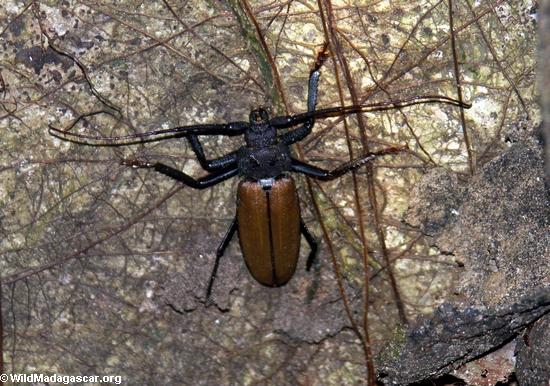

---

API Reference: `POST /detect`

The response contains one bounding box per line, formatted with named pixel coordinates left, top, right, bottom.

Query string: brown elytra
left=237, top=176, right=301, bottom=286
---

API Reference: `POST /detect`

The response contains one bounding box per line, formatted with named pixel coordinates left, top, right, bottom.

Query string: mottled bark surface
left=379, top=289, right=550, bottom=384
left=541, top=0, right=550, bottom=181
left=382, top=140, right=549, bottom=384
left=0, top=1, right=541, bottom=384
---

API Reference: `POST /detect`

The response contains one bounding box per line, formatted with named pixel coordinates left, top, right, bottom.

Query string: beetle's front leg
left=280, top=46, right=328, bottom=146
left=290, top=146, right=406, bottom=181
left=122, top=159, right=239, bottom=189
left=279, top=71, right=320, bottom=146
left=186, top=134, right=238, bottom=171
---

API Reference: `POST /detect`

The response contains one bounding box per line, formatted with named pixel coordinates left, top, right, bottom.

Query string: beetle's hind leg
left=205, top=216, right=238, bottom=304
left=301, top=220, right=318, bottom=271
left=123, top=159, right=239, bottom=189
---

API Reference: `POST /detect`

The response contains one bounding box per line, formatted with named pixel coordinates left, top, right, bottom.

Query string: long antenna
left=269, top=95, right=471, bottom=127
left=49, top=117, right=249, bottom=146
left=49, top=95, right=470, bottom=146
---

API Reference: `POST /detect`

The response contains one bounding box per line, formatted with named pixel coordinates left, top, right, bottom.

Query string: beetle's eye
left=250, top=110, right=259, bottom=122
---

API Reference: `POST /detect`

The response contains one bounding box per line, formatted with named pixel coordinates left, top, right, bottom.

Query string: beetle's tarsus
left=203, top=297, right=215, bottom=308
left=121, top=158, right=154, bottom=169
left=312, top=42, right=330, bottom=72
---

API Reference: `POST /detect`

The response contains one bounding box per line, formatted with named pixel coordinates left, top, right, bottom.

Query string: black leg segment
left=187, top=134, right=238, bottom=171
left=148, top=162, right=239, bottom=189
left=290, top=147, right=404, bottom=181
left=301, top=220, right=318, bottom=271
left=205, top=216, right=238, bottom=302
left=280, top=55, right=324, bottom=146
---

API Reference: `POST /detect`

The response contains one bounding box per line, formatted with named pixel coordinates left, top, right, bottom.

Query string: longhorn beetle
left=49, top=48, right=470, bottom=301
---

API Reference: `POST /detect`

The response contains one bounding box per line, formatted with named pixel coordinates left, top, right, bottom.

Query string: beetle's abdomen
left=237, top=176, right=301, bottom=287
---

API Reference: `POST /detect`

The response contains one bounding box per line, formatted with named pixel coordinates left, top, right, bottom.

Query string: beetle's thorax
left=238, top=108, right=292, bottom=180
left=238, top=143, right=292, bottom=180
left=244, top=122, right=277, bottom=148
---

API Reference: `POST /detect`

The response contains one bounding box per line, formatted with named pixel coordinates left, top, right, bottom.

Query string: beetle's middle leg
left=186, top=135, right=238, bottom=172
left=290, top=146, right=406, bottom=181
left=205, top=216, right=238, bottom=302
left=301, top=220, right=318, bottom=271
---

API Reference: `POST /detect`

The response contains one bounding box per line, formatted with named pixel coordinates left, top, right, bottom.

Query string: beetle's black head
left=249, top=108, right=270, bottom=124
left=246, top=108, right=277, bottom=148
